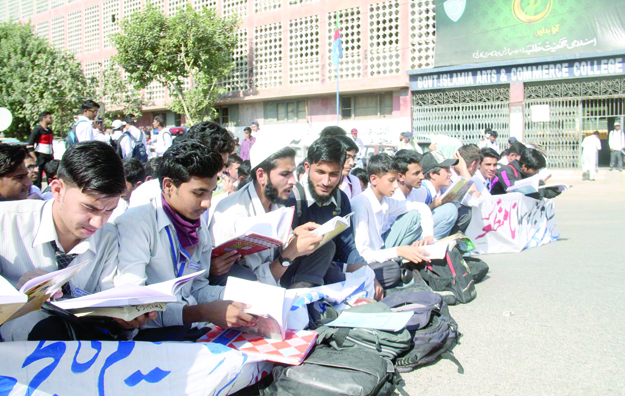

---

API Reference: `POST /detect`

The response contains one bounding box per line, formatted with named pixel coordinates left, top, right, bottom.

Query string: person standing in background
left=240, top=126, right=255, bottom=161
left=582, top=131, right=602, bottom=181
left=27, top=111, right=54, bottom=188
left=609, top=121, right=624, bottom=172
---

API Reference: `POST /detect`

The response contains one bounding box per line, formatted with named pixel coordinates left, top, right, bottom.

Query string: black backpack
left=417, top=246, right=478, bottom=305
left=117, top=130, right=148, bottom=163
left=381, top=291, right=462, bottom=373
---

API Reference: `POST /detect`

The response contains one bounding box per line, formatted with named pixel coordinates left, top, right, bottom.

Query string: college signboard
left=434, top=0, right=625, bottom=67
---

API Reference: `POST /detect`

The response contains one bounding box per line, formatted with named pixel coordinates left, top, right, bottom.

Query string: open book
left=49, top=270, right=205, bottom=321
left=312, top=213, right=353, bottom=248
left=223, top=277, right=297, bottom=340
left=507, top=174, right=571, bottom=196
left=198, top=327, right=317, bottom=365
left=212, top=207, right=295, bottom=257
left=440, top=178, right=474, bottom=206
left=0, top=261, right=89, bottom=325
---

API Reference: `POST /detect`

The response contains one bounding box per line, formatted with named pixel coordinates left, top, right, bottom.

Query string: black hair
left=458, top=144, right=481, bottom=167
left=145, top=157, right=162, bottom=179
left=480, top=147, right=501, bottom=161
left=122, top=158, right=147, bottom=185
left=39, top=111, right=52, bottom=122
left=367, top=153, right=399, bottom=178
left=489, top=130, right=498, bottom=138
left=180, top=121, right=235, bottom=154
left=159, top=141, right=223, bottom=188
left=82, top=100, right=100, bottom=112
left=295, top=161, right=306, bottom=180
left=332, top=135, right=359, bottom=153
left=319, top=126, right=347, bottom=138
left=57, top=141, right=126, bottom=197
left=44, top=159, right=60, bottom=179
left=351, top=168, right=368, bottom=189
left=593, top=131, right=600, bottom=136
left=424, top=166, right=442, bottom=180
left=508, top=142, right=526, bottom=156
left=226, top=153, right=243, bottom=168
left=237, top=160, right=251, bottom=179
left=394, top=150, right=422, bottom=174
left=307, top=137, right=346, bottom=167
left=519, top=148, right=546, bottom=171
left=123, top=115, right=135, bottom=126
left=0, top=144, right=27, bottom=177
left=251, top=146, right=296, bottom=181
left=153, top=115, right=165, bottom=128
left=244, top=126, right=252, bottom=133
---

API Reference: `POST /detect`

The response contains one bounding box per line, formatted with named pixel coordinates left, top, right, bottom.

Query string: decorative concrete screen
left=102, top=0, right=118, bottom=48
left=50, top=0, right=62, bottom=9
left=146, top=0, right=164, bottom=12
left=67, top=10, right=81, bottom=54
left=409, top=0, right=435, bottom=70
left=122, top=0, right=140, bottom=18
left=83, top=61, right=102, bottom=84
left=167, top=0, right=185, bottom=16
left=254, top=22, right=283, bottom=89
left=21, top=0, right=33, bottom=18
left=327, top=6, right=361, bottom=81
left=7, top=0, right=18, bottom=19
left=50, top=16, right=65, bottom=50
left=254, top=0, right=280, bottom=14
left=288, top=15, right=319, bottom=85
left=146, top=80, right=166, bottom=101
left=220, top=29, right=249, bottom=93
left=84, top=4, right=100, bottom=53
left=222, top=0, right=246, bottom=18
left=193, top=0, right=217, bottom=11
left=35, top=0, right=47, bottom=14
left=35, top=20, right=49, bottom=41
left=368, top=0, right=401, bottom=77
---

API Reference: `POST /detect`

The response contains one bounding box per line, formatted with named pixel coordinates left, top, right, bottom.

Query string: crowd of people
left=0, top=97, right=563, bottom=347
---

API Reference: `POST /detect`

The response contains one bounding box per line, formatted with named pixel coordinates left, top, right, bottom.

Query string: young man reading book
left=211, top=138, right=334, bottom=289
left=491, top=148, right=546, bottom=195
left=392, top=150, right=457, bottom=240
left=0, top=141, right=138, bottom=341
left=115, top=141, right=256, bottom=341
left=286, top=137, right=383, bottom=299
left=351, top=154, right=434, bottom=286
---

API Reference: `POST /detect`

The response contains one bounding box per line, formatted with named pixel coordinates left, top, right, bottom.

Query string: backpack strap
left=292, top=182, right=306, bottom=219
left=333, top=188, right=342, bottom=216
left=510, top=165, right=519, bottom=178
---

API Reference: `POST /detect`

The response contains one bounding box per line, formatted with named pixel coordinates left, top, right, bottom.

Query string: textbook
left=198, top=327, right=317, bottom=365
left=440, top=178, right=474, bottom=206
left=212, top=206, right=295, bottom=257
left=312, top=213, right=354, bottom=248
left=325, top=311, right=414, bottom=332
left=50, top=270, right=204, bottom=320
left=0, top=261, right=89, bottom=325
left=507, top=175, right=571, bottom=196
left=223, top=277, right=297, bottom=340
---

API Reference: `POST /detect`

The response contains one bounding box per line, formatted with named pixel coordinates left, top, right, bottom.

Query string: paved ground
left=401, top=168, right=625, bottom=396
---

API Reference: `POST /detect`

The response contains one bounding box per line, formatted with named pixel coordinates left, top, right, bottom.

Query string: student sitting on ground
left=499, top=141, right=526, bottom=167
left=392, top=150, right=457, bottom=240
left=0, top=144, right=32, bottom=201
left=351, top=153, right=433, bottom=287
left=41, top=159, right=60, bottom=199
left=491, top=148, right=546, bottom=195
left=0, top=141, right=140, bottom=341
left=473, top=148, right=500, bottom=195
left=211, top=138, right=335, bottom=289
left=351, top=167, right=368, bottom=190
left=286, top=137, right=383, bottom=299
left=109, top=158, right=146, bottom=223
left=115, top=141, right=256, bottom=341
left=333, top=134, right=363, bottom=199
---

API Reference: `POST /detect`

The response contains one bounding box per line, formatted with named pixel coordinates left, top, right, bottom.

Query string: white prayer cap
left=112, top=119, right=126, bottom=129
left=615, top=121, right=621, bottom=126
left=250, top=136, right=290, bottom=169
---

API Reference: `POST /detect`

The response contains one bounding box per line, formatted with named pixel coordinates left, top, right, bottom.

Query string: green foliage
left=0, top=21, right=94, bottom=141
left=112, top=5, right=239, bottom=125
left=100, top=62, right=148, bottom=120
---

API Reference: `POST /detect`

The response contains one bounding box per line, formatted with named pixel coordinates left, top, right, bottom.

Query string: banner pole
left=336, top=63, right=340, bottom=125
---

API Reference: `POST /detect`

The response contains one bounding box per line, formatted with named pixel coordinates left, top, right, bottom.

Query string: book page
left=313, top=213, right=353, bottom=248
left=51, top=283, right=176, bottom=310
left=71, top=302, right=166, bottom=321
left=507, top=174, right=540, bottom=194
left=325, top=311, right=414, bottom=332
left=0, top=275, right=27, bottom=305
left=146, top=270, right=205, bottom=295
left=441, top=178, right=474, bottom=206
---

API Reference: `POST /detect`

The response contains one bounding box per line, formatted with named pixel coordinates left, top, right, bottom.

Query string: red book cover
left=198, top=328, right=318, bottom=366
left=210, top=233, right=283, bottom=257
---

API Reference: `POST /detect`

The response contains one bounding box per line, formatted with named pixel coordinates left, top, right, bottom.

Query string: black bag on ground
left=417, top=246, right=477, bottom=304
left=381, top=291, right=461, bottom=373
left=260, top=345, right=399, bottom=396
left=463, top=256, right=489, bottom=283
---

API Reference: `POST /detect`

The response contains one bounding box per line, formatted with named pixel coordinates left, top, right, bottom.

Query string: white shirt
left=0, top=200, right=118, bottom=340
left=75, top=115, right=94, bottom=142
left=582, top=134, right=602, bottom=155
left=472, top=170, right=492, bottom=195
left=340, top=174, right=363, bottom=200
left=119, top=126, right=147, bottom=159
left=211, top=181, right=282, bottom=286
left=114, top=194, right=223, bottom=328
left=478, top=139, right=500, bottom=153
left=351, top=187, right=434, bottom=264
left=128, top=178, right=161, bottom=208
left=392, top=186, right=429, bottom=204
left=352, top=137, right=365, bottom=158
left=153, top=128, right=173, bottom=157
left=107, top=198, right=129, bottom=223
left=93, top=129, right=111, bottom=144
left=111, top=129, right=123, bottom=140
left=608, top=129, right=625, bottom=151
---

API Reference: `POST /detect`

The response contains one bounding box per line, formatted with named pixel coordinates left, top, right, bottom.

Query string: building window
left=342, top=92, right=393, bottom=119
left=264, top=100, right=306, bottom=123
left=215, top=107, right=229, bottom=125
left=174, top=113, right=182, bottom=126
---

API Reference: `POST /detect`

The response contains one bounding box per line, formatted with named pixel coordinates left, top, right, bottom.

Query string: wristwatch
left=278, top=253, right=293, bottom=267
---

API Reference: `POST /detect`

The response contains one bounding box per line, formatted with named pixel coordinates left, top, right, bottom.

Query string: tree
left=0, top=21, right=94, bottom=140
left=100, top=62, right=149, bottom=120
left=112, top=5, right=239, bottom=125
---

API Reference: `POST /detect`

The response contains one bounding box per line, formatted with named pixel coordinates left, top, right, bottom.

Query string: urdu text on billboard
left=434, top=0, right=625, bottom=67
